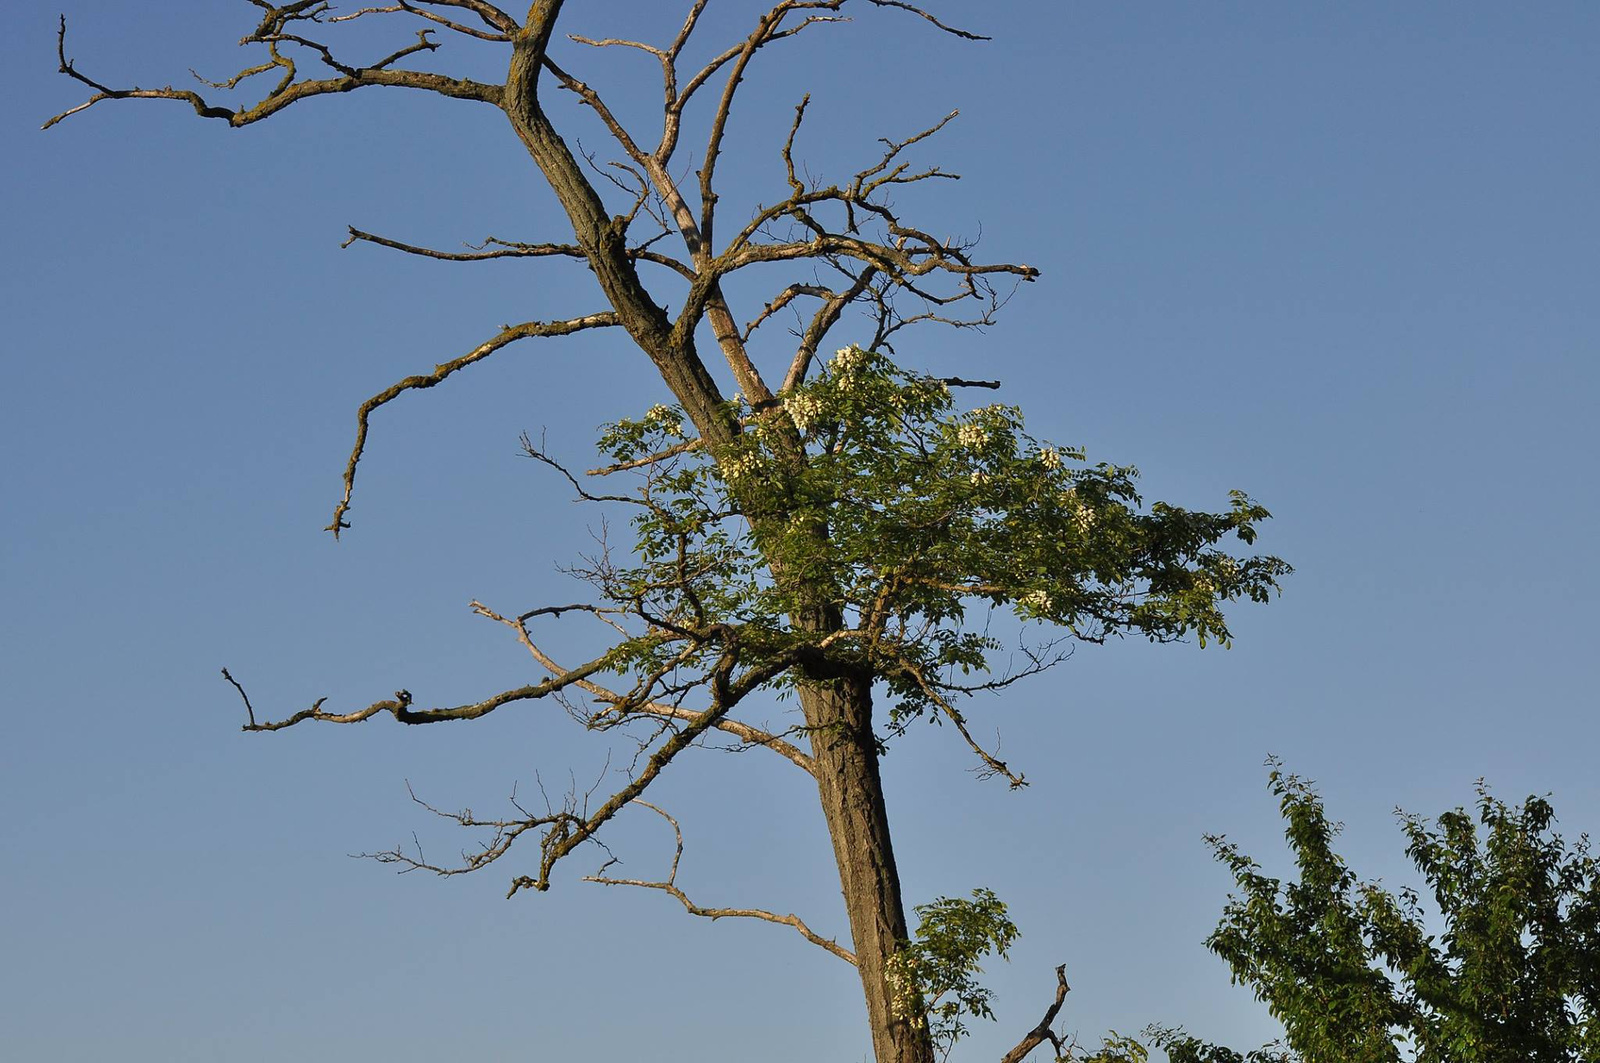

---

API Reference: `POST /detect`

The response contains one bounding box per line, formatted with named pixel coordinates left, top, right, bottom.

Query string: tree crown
left=572, top=345, right=1290, bottom=740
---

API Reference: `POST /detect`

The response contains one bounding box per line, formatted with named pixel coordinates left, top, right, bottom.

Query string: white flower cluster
left=644, top=403, right=685, bottom=437
left=832, top=344, right=868, bottom=375
left=720, top=452, right=764, bottom=482
left=783, top=393, right=824, bottom=432
left=884, top=958, right=926, bottom=1030
left=886, top=964, right=906, bottom=1019
left=1020, top=589, right=1054, bottom=613
left=1059, top=486, right=1097, bottom=533
left=1038, top=446, right=1062, bottom=470
left=956, top=422, right=989, bottom=449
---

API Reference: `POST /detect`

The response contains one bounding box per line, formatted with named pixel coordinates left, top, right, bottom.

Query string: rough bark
left=501, top=15, right=734, bottom=448
left=800, top=674, right=935, bottom=1063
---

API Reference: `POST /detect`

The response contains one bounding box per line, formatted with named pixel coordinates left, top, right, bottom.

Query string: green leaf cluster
left=886, top=887, right=1019, bottom=1052
left=581, top=346, right=1290, bottom=725
left=1199, top=767, right=1600, bottom=1062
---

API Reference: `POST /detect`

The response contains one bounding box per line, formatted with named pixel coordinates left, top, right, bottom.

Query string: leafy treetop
left=575, top=345, right=1290, bottom=748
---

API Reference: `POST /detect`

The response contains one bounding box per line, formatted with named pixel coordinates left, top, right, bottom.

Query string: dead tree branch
left=223, top=651, right=615, bottom=731
left=472, top=601, right=815, bottom=776
left=998, top=965, right=1070, bottom=1063
left=328, top=312, right=619, bottom=536
left=584, top=800, right=856, bottom=964
left=45, top=13, right=501, bottom=131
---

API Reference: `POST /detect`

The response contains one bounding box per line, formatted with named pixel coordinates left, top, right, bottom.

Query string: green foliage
left=1144, top=1025, right=1296, bottom=1063
left=1198, top=766, right=1600, bottom=1062
left=886, top=888, right=1019, bottom=1053
left=583, top=346, right=1289, bottom=725
left=1074, top=1031, right=1153, bottom=1062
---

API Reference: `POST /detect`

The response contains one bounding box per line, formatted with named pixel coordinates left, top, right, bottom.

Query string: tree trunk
left=799, top=675, right=936, bottom=1063
left=502, top=24, right=932, bottom=1061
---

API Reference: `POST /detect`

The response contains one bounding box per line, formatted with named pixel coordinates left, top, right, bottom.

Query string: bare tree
left=51, top=5, right=1288, bottom=1061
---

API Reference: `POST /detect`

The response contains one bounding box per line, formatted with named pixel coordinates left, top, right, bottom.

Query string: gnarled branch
left=223, top=651, right=615, bottom=731
left=998, top=965, right=1070, bottom=1063
left=45, top=15, right=501, bottom=131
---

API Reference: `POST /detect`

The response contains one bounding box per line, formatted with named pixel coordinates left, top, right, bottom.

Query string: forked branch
left=44, top=14, right=501, bottom=131
left=472, top=601, right=815, bottom=775
left=328, top=1, right=518, bottom=42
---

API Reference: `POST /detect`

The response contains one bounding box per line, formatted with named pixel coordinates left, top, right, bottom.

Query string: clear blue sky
left=4, top=3, right=1597, bottom=1060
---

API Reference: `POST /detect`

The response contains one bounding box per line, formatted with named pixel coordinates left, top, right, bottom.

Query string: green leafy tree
left=1190, top=767, right=1600, bottom=1063
left=47, top=4, right=1287, bottom=1060
left=887, top=889, right=1020, bottom=1056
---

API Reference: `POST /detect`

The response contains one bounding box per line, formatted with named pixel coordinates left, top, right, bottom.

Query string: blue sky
left=4, top=3, right=1597, bottom=1060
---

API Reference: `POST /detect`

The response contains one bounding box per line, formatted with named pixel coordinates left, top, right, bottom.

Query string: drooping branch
left=584, top=801, right=855, bottom=964
left=939, top=706, right=1024, bottom=790
left=328, top=312, right=619, bottom=536
left=886, top=658, right=1027, bottom=789
left=862, top=0, right=989, bottom=41
left=220, top=668, right=258, bottom=728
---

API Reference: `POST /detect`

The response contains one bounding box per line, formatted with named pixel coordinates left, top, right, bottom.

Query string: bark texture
left=801, top=675, right=933, bottom=1063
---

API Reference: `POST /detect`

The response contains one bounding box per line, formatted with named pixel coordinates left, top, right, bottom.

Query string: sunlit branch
left=998, top=965, right=1071, bottom=1063
left=344, top=226, right=584, bottom=261
left=700, top=6, right=850, bottom=246
left=783, top=267, right=878, bottom=391
left=329, top=312, right=619, bottom=536
left=742, top=283, right=832, bottom=342
left=501, top=643, right=808, bottom=896
left=44, top=15, right=501, bottom=131
left=341, top=226, right=696, bottom=278
left=584, top=437, right=705, bottom=477
left=584, top=800, right=854, bottom=963
left=472, top=602, right=815, bottom=775
left=328, top=2, right=516, bottom=42
left=888, top=658, right=1026, bottom=788
left=222, top=651, right=615, bottom=731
